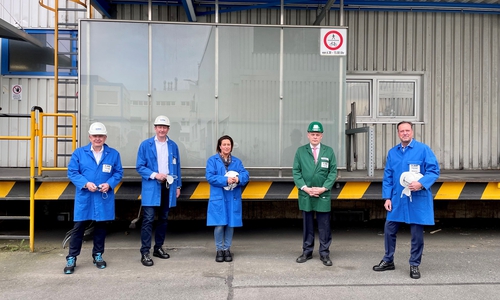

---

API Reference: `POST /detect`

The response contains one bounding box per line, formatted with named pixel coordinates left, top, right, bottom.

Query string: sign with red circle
left=12, top=84, right=22, bottom=101
left=320, top=28, right=347, bottom=56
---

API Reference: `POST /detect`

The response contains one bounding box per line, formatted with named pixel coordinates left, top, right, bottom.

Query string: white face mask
left=166, top=175, right=175, bottom=185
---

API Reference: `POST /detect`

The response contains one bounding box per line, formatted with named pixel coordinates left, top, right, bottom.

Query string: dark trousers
left=67, top=220, right=107, bottom=259
left=302, top=211, right=332, bottom=257
left=140, top=185, right=171, bottom=255
left=383, top=221, right=424, bottom=266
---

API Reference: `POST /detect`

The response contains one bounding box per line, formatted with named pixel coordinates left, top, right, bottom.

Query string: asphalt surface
left=1, top=219, right=499, bottom=300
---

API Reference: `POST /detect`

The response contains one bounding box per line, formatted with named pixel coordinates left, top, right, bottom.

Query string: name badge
left=409, top=164, right=420, bottom=173
left=173, top=158, right=177, bottom=165
left=321, top=161, right=329, bottom=168
left=102, top=164, right=112, bottom=173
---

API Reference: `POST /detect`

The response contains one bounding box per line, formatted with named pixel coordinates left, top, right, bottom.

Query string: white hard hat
left=88, top=122, right=107, bottom=135
left=399, top=172, right=423, bottom=197
left=154, top=115, right=171, bottom=126
left=224, top=171, right=239, bottom=191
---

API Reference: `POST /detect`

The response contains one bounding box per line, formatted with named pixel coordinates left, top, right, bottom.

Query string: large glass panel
left=151, top=24, right=214, bottom=167
left=218, top=26, right=280, bottom=168
left=378, top=81, right=415, bottom=117
left=80, top=21, right=149, bottom=167
left=282, top=27, right=346, bottom=168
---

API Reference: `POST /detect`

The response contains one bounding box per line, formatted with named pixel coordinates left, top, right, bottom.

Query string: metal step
left=58, top=51, right=78, bottom=55
left=58, top=8, right=87, bottom=12
left=58, top=81, right=78, bottom=84
left=0, top=216, right=30, bottom=220
left=0, top=235, right=30, bottom=240
left=58, top=95, right=78, bottom=99
left=58, top=36, right=78, bottom=41
left=57, top=110, right=78, bottom=114
left=58, top=22, right=78, bottom=27
left=58, top=67, right=78, bottom=71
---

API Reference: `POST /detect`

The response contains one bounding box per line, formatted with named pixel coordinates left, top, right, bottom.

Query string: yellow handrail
left=0, top=107, right=77, bottom=252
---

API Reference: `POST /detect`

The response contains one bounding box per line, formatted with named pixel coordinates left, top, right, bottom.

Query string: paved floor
left=1, top=219, right=500, bottom=300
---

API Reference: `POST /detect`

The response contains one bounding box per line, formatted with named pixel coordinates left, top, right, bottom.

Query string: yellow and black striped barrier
left=1, top=181, right=500, bottom=201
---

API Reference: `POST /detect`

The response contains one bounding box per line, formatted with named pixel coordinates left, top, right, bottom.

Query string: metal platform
left=1, top=168, right=500, bottom=201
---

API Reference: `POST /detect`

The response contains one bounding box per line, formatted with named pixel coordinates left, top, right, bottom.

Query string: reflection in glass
left=378, top=81, right=415, bottom=117
left=152, top=24, right=213, bottom=167
left=346, top=81, right=370, bottom=117
left=218, top=26, right=280, bottom=167
left=80, top=21, right=149, bottom=167
left=282, top=27, right=346, bottom=167
left=7, top=31, right=76, bottom=75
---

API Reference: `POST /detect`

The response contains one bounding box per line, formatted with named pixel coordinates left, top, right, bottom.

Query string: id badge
left=102, top=164, right=112, bottom=173
left=409, top=164, right=420, bottom=173
left=173, top=158, right=177, bottom=165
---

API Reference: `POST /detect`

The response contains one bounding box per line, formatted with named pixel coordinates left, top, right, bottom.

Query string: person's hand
left=99, top=183, right=110, bottom=193
left=85, top=182, right=98, bottom=192
left=155, top=173, right=168, bottom=181
left=409, top=181, right=423, bottom=191
left=384, top=199, right=392, bottom=211
left=305, top=187, right=318, bottom=197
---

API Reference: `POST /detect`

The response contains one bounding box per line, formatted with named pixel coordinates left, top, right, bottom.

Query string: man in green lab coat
left=293, top=121, right=337, bottom=267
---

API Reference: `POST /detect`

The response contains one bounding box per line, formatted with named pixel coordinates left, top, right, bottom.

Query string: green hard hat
left=307, top=121, right=323, bottom=133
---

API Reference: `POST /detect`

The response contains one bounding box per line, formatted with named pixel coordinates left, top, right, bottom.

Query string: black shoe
left=141, top=253, right=154, bottom=267
left=296, top=253, right=312, bottom=263
left=215, top=250, right=224, bottom=263
left=153, top=247, right=170, bottom=259
left=92, top=253, right=107, bottom=269
left=373, top=260, right=395, bottom=271
left=320, top=255, right=332, bottom=266
left=410, top=266, right=421, bottom=279
left=64, top=256, right=76, bottom=274
left=224, top=250, right=233, bottom=262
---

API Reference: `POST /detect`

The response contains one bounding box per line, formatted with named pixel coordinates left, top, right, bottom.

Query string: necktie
left=313, top=147, right=318, bottom=163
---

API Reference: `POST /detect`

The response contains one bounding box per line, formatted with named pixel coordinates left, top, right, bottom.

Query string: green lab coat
left=292, top=143, right=337, bottom=212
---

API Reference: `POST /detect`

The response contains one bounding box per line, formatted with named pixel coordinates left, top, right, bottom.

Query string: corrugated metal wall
left=0, top=0, right=100, bottom=28
left=347, top=12, right=500, bottom=170
left=2, top=2, right=499, bottom=170
left=0, top=77, right=54, bottom=167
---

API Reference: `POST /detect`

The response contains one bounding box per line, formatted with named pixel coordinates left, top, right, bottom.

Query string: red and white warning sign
left=320, top=28, right=347, bottom=56
left=12, top=84, right=22, bottom=101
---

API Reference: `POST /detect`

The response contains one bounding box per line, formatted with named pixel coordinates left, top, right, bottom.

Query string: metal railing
left=0, top=106, right=76, bottom=251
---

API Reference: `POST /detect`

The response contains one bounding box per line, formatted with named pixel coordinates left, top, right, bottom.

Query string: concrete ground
left=1, top=219, right=499, bottom=300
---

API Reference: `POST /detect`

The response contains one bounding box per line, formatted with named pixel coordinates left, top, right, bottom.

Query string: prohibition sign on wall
left=320, top=28, right=347, bottom=56
left=12, top=84, right=22, bottom=101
